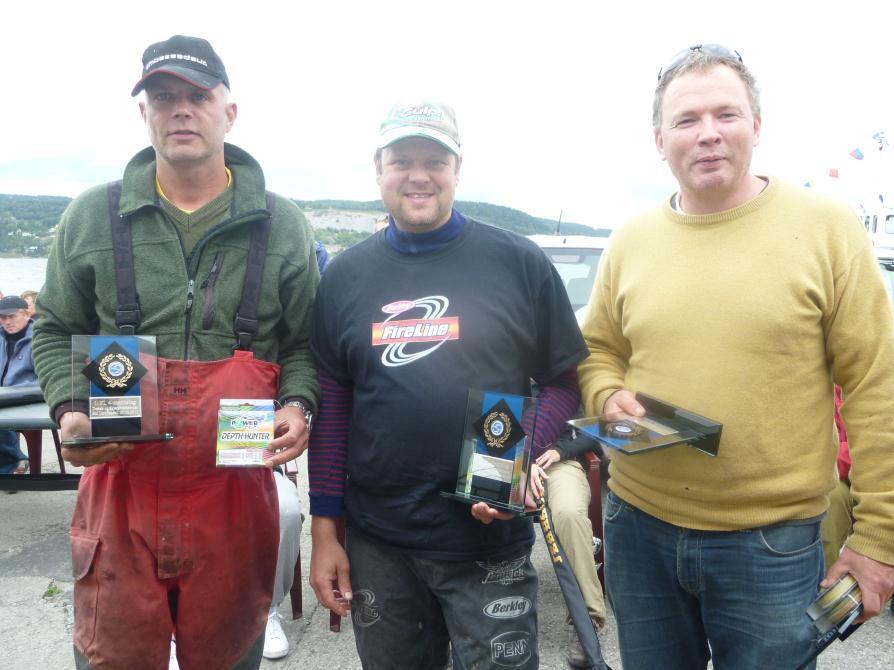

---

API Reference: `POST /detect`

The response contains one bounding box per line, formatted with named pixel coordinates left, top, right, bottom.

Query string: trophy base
left=440, top=490, right=539, bottom=517
left=62, top=432, right=175, bottom=447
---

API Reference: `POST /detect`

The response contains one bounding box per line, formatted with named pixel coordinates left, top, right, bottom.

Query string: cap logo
left=399, top=105, right=443, bottom=120
left=144, top=53, right=209, bottom=72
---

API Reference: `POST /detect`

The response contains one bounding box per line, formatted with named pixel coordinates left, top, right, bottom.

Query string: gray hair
left=652, top=51, right=760, bottom=130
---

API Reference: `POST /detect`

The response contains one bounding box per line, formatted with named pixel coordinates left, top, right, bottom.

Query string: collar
left=118, top=143, right=267, bottom=218
left=384, top=209, right=466, bottom=254
left=156, top=167, right=232, bottom=214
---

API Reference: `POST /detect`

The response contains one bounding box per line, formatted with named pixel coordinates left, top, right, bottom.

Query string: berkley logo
left=381, top=300, right=414, bottom=315
left=483, top=596, right=532, bottom=619
left=371, top=296, right=460, bottom=367
left=491, top=631, right=532, bottom=666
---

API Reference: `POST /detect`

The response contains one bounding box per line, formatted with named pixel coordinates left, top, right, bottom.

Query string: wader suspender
left=106, top=180, right=274, bottom=350
left=107, top=181, right=140, bottom=335
left=233, top=195, right=273, bottom=351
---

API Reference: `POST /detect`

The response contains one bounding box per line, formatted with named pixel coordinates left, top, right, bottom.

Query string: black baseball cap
left=131, top=35, right=229, bottom=97
left=0, top=296, right=28, bottom=315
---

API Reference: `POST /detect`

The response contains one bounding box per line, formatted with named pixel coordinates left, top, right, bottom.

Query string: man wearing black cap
left=307, top=103, right=588, bottom=668
left=0, top=295, right=37, bottom=475
left=33, top=35, right=319, bottom=669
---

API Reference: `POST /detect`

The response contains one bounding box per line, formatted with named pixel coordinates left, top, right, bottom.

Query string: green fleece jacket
left=579, top=178, right=894, bottom=565
left=33, top=143, right=320, bottom=415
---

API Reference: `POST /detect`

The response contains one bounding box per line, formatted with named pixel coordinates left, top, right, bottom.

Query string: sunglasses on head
left=658, top=44, right=743, bottom=81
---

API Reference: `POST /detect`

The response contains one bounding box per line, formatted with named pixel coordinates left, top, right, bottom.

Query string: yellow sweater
left=579, top=178, right=894, bottom=565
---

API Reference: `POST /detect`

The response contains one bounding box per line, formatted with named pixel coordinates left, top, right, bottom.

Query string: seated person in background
left=0, top=296, right=37, bottom=474
left=21, top=290, right=39, bottom=320
left=536, top=433, right=608, bottom=668
left=261, top=241, right=329, bottom=661
left=260, top=468, right=303, bottom=660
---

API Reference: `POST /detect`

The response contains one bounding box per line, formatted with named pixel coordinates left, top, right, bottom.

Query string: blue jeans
left=0, top=430, right=27, bottom=474
left=604, top=491, right=822, bottom=670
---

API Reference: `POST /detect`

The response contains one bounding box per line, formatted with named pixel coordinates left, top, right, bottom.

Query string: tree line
left=0, top=194, right=608, bottom=257
left=297, top=199, right=610, bottom=238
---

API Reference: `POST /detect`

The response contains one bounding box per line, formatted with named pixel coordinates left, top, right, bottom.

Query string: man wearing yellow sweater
left=579, top=45, right=894, bottom=669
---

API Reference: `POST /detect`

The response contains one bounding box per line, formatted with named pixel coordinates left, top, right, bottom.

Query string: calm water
left=0, top=257, right=47, bottom=296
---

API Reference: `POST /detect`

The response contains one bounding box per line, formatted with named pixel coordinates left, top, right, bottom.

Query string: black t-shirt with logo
left=311, top=219, right=587, bottom=560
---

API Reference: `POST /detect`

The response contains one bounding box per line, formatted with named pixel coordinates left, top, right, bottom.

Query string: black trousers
left=347, top=530, right=539, bottom=670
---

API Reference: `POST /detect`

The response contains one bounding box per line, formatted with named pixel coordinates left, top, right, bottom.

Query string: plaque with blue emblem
left=64, top=335, right=173, bottom=445
left=568, top=392, right=722, bottom=456
left=441, top=389, right=538, bottom=515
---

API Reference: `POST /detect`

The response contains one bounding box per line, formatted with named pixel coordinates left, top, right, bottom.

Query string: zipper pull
left=185, top=278, right=195, bottom=311
left=200, top=252, right=224, bottom=289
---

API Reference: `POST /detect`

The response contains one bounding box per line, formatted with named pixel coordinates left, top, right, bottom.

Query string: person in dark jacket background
left=0, top=295, right=37, bottom=474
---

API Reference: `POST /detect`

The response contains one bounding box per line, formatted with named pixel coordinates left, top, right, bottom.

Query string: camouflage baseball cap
left=377, top=101, right=460, bottom=155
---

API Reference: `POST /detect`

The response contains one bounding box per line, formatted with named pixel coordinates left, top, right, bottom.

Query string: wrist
left=54, top=400, right=88, bottom=425
left=283, top=398, right=314, bottom=433
left=311, top=515, right=340, bottom=538
left=598, top=388, right=623, bottom=414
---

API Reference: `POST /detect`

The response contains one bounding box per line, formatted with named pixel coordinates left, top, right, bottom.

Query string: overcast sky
left=1, top=0, right=891, bottom=229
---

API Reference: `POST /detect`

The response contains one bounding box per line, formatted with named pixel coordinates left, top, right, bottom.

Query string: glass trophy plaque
left=64, top=335, right=173, bottom=446
left=441, top=389, right=538, bottom=515
left=568, top=392, right=722, bottom=456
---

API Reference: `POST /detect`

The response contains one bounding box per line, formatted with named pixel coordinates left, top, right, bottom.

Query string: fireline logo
left=371, top=296, right=459, bottom=367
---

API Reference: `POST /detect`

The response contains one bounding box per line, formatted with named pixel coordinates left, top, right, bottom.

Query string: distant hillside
left=0, top=193, right=608, bottom=257
left=295, top=199, right=609, bottom=238
left=0, top=194, right=71, bottom=256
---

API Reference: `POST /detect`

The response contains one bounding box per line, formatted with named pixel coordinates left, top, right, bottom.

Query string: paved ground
left=1, top=431, right=891, bottom=669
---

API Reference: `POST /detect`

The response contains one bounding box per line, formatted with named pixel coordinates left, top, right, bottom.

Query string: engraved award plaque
left=441, top=389, right=538, bottom=515
left=568, top=392, right=722, bottom=456
left=65, top=335, right=173, bottom=445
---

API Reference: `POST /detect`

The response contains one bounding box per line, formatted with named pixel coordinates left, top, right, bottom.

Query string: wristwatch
left=283, top=399, right=314, bottom=434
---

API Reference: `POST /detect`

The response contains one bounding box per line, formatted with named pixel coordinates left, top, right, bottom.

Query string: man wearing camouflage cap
left=308, top=102, right=588, bottom=668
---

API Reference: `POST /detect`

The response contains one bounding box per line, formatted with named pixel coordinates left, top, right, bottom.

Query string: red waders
left=71, top=352, right=280, bottom=669
left=70, top=185, right=283, bottom=668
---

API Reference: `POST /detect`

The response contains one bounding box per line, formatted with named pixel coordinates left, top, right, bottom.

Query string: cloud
left=1, top=0, right=892, bottom=224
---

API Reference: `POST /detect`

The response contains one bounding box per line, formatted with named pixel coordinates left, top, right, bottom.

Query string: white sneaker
left=263, top=610, right=290, bottom=660
left=169, top=637, right=179, bottom=670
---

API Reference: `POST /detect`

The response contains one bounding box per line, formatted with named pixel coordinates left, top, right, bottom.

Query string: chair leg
left=52, top=429, right=66, bottom=474
left=20, top=430, right=42, bottom=475
left=290, top=552, right=303, bottom=619
left=586, top=454, right=606, bottom=593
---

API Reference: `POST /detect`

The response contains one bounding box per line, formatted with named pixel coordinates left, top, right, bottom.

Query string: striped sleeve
left=308, top=367, right=353, bottom=517
left=529, top=367, right=581, bottom=458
